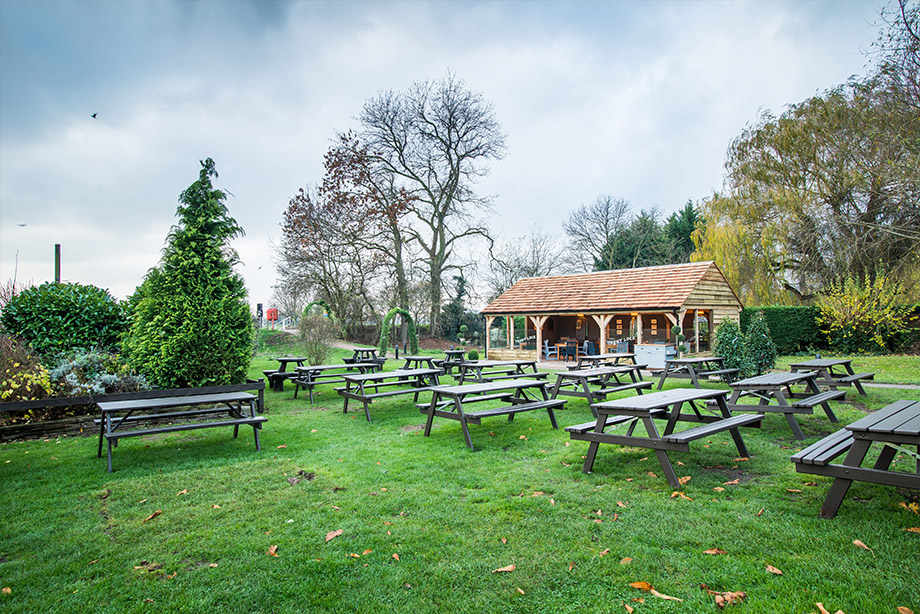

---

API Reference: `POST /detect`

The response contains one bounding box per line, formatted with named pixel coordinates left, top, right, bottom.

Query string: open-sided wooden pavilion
left=481, top=261, right=743, bottom=361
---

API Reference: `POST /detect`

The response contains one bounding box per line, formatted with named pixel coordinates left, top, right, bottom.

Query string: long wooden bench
left=481, top=371, right=549, bottom=383
left=564, top=414, right=638, bottom=435
left=595, top=381, right=653, bottom=396
left=338, top=384, right=434, bottom=422
left=662, top=414, right=763, bottom=444
left=416, top=393, right=513, bottom=411
left=790, top=429, right=854, bottom=467
left=698, top=368, right=740, bottom=383
left=835, top=372, right=874, bottom=395
left=462, top=399, right=564, bottom=427
left=791, top=390, right=847, bottom=408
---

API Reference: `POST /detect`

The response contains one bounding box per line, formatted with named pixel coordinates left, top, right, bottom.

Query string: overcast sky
left=0, top=0, right=884, bottom=308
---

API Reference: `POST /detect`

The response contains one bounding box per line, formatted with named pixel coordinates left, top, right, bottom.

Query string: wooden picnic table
left=265, top=356, right=309, bottom=391
left=569, top=352, right=637, bottom=370
left=421, top=379, right=563, bottom=450
left=401, top=355, right=438, bottom=371
left=566, top=387, right=763, bottom=488
left=656, top=356, right=739, bottom=389
left=342, top=348, right=387, bottom=372
left=338, top=368, right=441, bottom=422
left=789, top=358, right=874, bottom=396
left=551, top=365, right=651, bottom=415
left=293, top=362, right=377, bottom=403
left=96, top=385, right=266, bottom=472
left=454, top=359, right=543, bottom=384
left=793, top=399, right=920, bottom=518
left=727, top=371, right=844, bottom=440
left=437, top=349, right=467, bottom=375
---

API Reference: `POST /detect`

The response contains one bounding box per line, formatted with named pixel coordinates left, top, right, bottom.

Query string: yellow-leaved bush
left=0, top=335, right=51, bottom=403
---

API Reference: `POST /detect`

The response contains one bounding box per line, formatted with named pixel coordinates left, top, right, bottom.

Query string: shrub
left=740, top=305, right=823, bottom=353
left=713, top=318, right=751, bottom=377
left=123, top=159, right=254, bottom=387
left=48, top=348, right=149, bottom=397
left=377, top=308, right=419, bottom=357
left=298, top=315, right=340, bottom=365
left=0, top=335, right=51, bottom=403
left=467, top=349, right=479, bottom=361
left=816, top=275, right=913, bottom=354
left=744, top=310, right=777, bottom=375
left=0, top=282, right=127, bottom=355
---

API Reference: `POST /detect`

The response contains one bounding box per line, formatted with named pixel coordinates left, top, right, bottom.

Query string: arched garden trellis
left=302, top=300, right=332, bottom=318
left=377, top=308, right=419, bottom=357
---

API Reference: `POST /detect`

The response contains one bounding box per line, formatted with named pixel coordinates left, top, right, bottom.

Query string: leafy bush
left=0, top=282, right=127, bottom=355
left=713, top=318, right=751, bottom=377
left=467, top=349, right=479, bottom=361
left=816, top=275, right=913, bottom=354
left=298, top=315, right=340, bottom=365
left=48, top=348, right=149, bottom=397
left=740, top=305, right=823, bottom=353
left=123, top=159, right=254, bottom=387
left=0, top=335, right=51, bottom=403
left=744, top=310, right=777, bottom=375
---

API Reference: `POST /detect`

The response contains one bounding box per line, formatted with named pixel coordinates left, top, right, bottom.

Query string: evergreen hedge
left=740, top=306, right=823, bottom=354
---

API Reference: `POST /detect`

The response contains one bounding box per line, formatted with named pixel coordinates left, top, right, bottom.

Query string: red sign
left=266, top=308, right=279, bottom=321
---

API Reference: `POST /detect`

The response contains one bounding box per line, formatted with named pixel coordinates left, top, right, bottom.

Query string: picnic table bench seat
left=662, top=414, right=763, bottom=444
left=416, top=393, right=514, bottom=411
left=462, top=399, right=564, bottom=426
left=790, top=390, right=847, bottom=408
left=790, top=429, right=855, bottom=467
left=595, top=381, right=653, bottom=396
left=263, top=369, right=298, bottom=391
left=564, top=414, right=638, bottom=435
left=482, top=371, right=549, bottom=382
left=699, top=367, right=740, bottom=379
left=103, top=416, right=267, bottom=441
left=838, top=372, right=874, bottom=384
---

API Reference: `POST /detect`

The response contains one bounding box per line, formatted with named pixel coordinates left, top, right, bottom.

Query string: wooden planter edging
left=0, top=379, right=265, bottom=441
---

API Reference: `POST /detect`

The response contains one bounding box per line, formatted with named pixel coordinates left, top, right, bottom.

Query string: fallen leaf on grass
left=897, top=608, right=914, bottom=614
left=519, top=435, right=527, bottom=440
left=678, top=476, right=692, bottom=486
left=704, top=548, right=727, bottom=555
left=501, top=537, right=507, bottom=544
left=392, top=553, right=400, bottom=561
left=276, top=444, right=287, bottom=449
left=568, top=561, right=575, bottom=571
left=670, top=491, right=693, bottom=501
left=362, top=549, right=373, bottom=555
left=899, top=502, right=919, bottom=515
left=756, top=508, right=765, bottom=517
left=623, top=603, right=634, bottom=613
left=733, top=457, right=750, bottom=462
left=209, top=563, right=218, bottom=568
left=765, top=564, right=782, bottom=575
left=493, top=564, right=516, bottom=573
left=617, top=501, right=627, bottom=508
left=620, top=557, right=632, bottom=565
left=816, top=603, right=832, bottom=614
left=267, top=545, right=278, bottom=557
left=142, top=510, right=162, bottom=523
left=211, top=504, right=221, bottom=509
left=903, top=528, right=920, bottom=534
left=2, top=587, right=11, bottom=595
left=599, top=548, right=610, bottom=556
left=133, top=561, right=162, bottom=571
left=349, top=553, right=360, bottom=558
left=325, top=529, right=343, bottom=542
left=310, top=429, right=318, bottom=433
left=786, top=489, right=802, bottom=493
left=629, top=581, right=683, bottom=601
left=646, top=472, right=658, bottom=478
left=701, top=584, right=747, bottom=608
left=853, top=539, right=875, bottom=556
left=531, top=491, right=544, bottom=497
left=176, top=489, right=188, bottom=496
left=713, top=487, right=725, bottom=492
left=723, top=479, right=739, bottom=486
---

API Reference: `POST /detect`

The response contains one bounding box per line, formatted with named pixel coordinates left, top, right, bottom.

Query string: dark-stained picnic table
left=265, top=356, right=308, bottom=391
left=565, top=387, right=762, bottom=488
left=727, top=371, right=844, bottom=440
left=342, top=348, right=387, bottom=372
left=453, top=360, right=545, bottom=384
left=421, top=379, right=563, bottom=450
left=656, top=356, right=739, bottom=389
left=337, top=368, right=441, bottom=422
left=789, top=358, right=874, bottom=396
left=436, top=349, right=467, bottom=375
left=400, top=355, right=438, bottom=371
left=551, top=365, right=651, bottom=415
left=95, top=383, right=266, bottom=472
left=292, top=362, right=377, bottom=403
left=792, top=399, right=920, bottom=518
left=569, top=352, right=637, bottom=370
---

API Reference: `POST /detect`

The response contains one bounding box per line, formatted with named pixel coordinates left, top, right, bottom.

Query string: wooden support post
left=530, top=315, right=549, bottom=361
left=592, top=314, right=614, bottom=353
left=485, top=316, right=496, bottom=356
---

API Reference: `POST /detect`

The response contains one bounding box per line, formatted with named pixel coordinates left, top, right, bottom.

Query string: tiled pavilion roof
left=482, top=261, right=730, bottom=315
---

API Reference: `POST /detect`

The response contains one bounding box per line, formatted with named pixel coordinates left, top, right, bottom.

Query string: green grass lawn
left=1, top=351, right=918, bottom=613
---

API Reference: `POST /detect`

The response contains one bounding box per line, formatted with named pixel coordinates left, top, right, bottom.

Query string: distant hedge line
left=740, top=304, right=920, bottom=354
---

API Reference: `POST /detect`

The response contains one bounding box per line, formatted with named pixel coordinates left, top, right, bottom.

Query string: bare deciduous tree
left=486, top=227, right=564, bottom=300
left=562, top=195, right=632, bottom=272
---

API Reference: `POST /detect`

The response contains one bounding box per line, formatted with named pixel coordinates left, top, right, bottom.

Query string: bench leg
left=252, top=424, right=262, bottom=451
left=459, top=416, right=475, bottom=450
left=784, top=411, right=806, bottom=440
left=820, top=400, right=839, bottom=423
left=363, top=401, right=372, bottom=423
left=727, top=427, right=751, bottom=458
left=547, top=409, right=558, bottom=429
left=582, top=441, right=600, bottom=473
left=819, top=440, right=871, bottom=518
left=233, top=424, right=240, bottom=438
left=106, top=439, right=114, bottom=473
left=873, top=444, right=897, bottom=470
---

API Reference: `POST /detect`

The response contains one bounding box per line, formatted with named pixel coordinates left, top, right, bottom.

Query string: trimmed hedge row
left=740, top=306, right=824, bottom=354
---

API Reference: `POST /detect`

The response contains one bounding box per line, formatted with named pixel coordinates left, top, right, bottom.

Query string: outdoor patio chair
left=562, top=341, right=577, bottom=361
left=543, top=340, right=559, bottom=361
left=583, top=341, right=597, bottom=356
